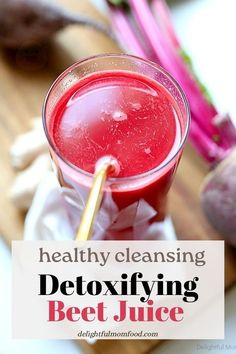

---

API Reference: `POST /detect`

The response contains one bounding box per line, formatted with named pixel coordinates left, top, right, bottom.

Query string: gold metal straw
left=76, top=156, right=119, bottom=241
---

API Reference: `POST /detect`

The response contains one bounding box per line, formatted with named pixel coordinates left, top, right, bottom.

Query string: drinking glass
left=43, top=54, right=190, bottom=240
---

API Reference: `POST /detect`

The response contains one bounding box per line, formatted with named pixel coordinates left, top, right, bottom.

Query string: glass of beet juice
left=43, top=54, right=190, bottom=240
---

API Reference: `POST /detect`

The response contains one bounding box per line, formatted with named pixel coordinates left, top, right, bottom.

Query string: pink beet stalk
left=108, top=6, right=148, bottom=58
left=213, top=113, right=236, bottom=147
left=107, top=0, right=231, bottom=164
left=107, top=3, right=159, bottom=62
left=128, top=0, right=220, bottom=141
left=189, top=119, right=229, bottom=164
left=152, top=0, right=181, bottom=50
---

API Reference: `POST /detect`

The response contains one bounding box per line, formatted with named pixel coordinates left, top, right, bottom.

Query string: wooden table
left=0, top=1, right=235, bottom=353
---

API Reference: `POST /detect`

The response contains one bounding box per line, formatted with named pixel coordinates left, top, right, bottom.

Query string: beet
left=0, top=0, right=111, bottom=48
left=201, top=148, right=236, bottom=245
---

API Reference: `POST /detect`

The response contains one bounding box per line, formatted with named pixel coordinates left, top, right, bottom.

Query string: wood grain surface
left=0, top=1, right=235, bottom=353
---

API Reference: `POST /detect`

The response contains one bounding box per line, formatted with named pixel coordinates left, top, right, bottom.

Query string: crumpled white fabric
left=24, top=172, right=177, bottom=241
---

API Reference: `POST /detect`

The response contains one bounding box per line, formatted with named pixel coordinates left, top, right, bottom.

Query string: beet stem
left=107, top=5, right=148, bottom=58
left=128, top=0, right=221, bottom=141
left=63, top=12, right=115, bottom=40
left=213, top=113, right=236, bottom=147
left=152, top=0, right=180, bottom=50
left=189, top=119, right=229, bottom=164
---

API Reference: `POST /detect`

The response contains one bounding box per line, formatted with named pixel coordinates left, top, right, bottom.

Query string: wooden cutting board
left=0, top=1, right=235, bottom=353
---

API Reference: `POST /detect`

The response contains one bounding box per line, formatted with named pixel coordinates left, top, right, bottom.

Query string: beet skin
left=0, top=0, right=111, bottom=48
left=201, top=149, right=236, bottom=245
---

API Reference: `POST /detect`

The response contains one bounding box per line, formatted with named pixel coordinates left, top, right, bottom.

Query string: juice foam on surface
left=51, top=71, right=180, bottom=177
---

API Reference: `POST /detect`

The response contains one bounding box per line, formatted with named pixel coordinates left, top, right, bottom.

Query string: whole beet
left=0, top=0, right=111, bottom=48
left=201, top=148, right=236, bottom=245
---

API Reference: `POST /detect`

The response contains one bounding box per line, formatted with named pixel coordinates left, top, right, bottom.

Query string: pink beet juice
left=43, top=55, right=190, bottom=240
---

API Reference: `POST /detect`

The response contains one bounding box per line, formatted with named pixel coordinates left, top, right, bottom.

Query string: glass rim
left=42, top=53, right=190, bottom=182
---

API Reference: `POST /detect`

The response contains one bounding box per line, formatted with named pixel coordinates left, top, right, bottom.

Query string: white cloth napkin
left=24, top=172, right=177, bottom=241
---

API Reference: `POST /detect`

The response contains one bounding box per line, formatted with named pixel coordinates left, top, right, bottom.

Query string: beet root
left=201, top=148, right=236, bottom=245
left=0, top=0, right=112, bottom=48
